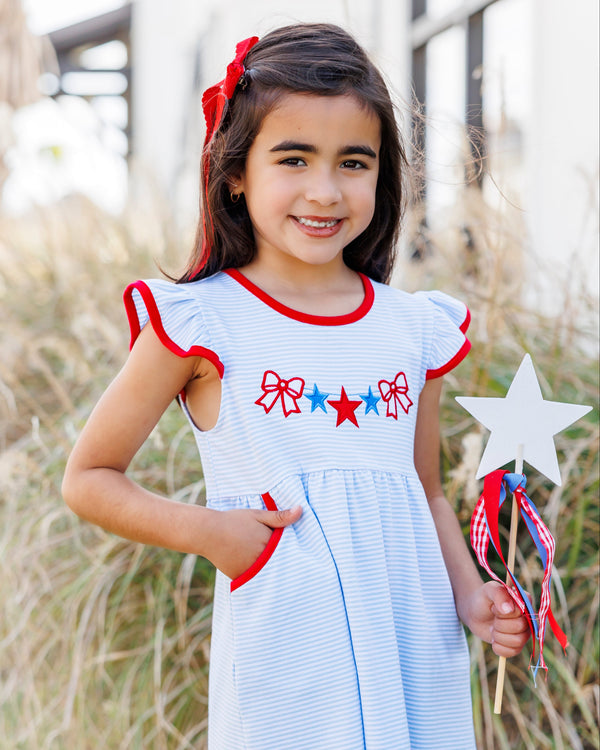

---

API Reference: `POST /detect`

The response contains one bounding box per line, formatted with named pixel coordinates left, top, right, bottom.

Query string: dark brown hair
left=179, top=23, right=409, bottom=284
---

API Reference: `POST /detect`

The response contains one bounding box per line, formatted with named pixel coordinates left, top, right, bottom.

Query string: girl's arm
left=414, top=378, right=529, bottom=657
left=62, top=323, right=300, bottom=577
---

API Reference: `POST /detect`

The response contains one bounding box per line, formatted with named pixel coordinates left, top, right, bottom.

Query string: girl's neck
left=238, top=256, right=365, bottom=317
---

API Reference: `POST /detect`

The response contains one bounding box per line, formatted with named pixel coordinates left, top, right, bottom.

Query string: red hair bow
left=202, top=36, right=259, bottom=148
left=196, top=36, right=258, bottom=275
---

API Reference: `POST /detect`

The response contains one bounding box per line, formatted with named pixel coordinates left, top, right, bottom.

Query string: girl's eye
left=340, top=159, right=367, bottom=170
left=279, top=157, right=306, bottom=167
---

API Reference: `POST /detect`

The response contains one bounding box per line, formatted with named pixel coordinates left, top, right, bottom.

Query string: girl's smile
left=292, top=215, right=343, bottom=237
left=236, top=93, right=381, bottom=276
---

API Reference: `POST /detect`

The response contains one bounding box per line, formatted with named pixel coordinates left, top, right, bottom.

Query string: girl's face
left=237, top=93, right=381, bottom=275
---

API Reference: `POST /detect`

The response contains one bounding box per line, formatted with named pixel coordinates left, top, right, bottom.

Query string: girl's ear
left=228, top=175, right=244, bottom=199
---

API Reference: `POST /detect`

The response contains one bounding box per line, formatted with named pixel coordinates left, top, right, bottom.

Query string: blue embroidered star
left=360, top=386, right=381, bottom=415
left=304, top=384, right=329, bottom=413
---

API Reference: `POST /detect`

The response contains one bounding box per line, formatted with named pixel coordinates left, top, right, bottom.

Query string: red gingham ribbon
left=471, top=470, right=568, bottom=676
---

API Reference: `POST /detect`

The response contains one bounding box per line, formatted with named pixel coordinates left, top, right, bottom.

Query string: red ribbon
left=378, top=372, right=413, bottom=418
left=201, top=36, right=259, bottom=148
left=197, top=36, right=259, bottom=274
left=255, top=370, right=305, bottom=417
left=471, top=470, right=568, bottom=676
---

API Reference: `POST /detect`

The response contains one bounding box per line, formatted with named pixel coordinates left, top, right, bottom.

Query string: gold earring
left=230, top=191, right=241, bottom=203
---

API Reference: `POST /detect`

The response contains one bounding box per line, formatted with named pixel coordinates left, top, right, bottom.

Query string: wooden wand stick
left=494, top=443, right=524, bottom=714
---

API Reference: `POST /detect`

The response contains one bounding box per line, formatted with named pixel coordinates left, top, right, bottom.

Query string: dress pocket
left=230, top=492, right=284, bottom=592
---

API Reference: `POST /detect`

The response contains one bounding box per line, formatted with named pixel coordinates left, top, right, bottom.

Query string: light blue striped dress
left=124, top=269, right=477, bottom=750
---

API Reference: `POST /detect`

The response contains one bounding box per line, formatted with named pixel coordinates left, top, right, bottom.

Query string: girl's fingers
left=481, top=581, right=530, bottom=657
left=492, top=621, right=530, bottom=653
left=491, top=594, right=530, bottom=656
left=491, top=634, right=529, bottom=658
left=258, top=505, right=303, bottom=528
left=488, top=584, right=517, bottom=616
left=487, top=581, right=529, bottom=620
left=493, top=615, right=530, bottom=635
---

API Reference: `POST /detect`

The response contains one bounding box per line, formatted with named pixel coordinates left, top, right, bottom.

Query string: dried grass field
left=0, top=194, right=598, bottom=749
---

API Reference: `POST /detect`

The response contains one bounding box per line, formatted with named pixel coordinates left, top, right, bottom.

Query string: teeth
left=296, top=217, right=339, bottom=228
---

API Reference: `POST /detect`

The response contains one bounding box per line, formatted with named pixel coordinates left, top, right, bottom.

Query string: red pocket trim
left=230, top=492, right=284, bottom=592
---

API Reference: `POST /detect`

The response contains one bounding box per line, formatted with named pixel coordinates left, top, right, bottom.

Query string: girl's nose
left=303, top=169, right=342, bottom=206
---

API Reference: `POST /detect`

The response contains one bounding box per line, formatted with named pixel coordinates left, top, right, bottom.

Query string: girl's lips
left=291, top=216, right=343, bottom=237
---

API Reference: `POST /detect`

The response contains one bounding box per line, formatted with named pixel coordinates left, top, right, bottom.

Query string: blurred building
left=18, top=0, right=600, bottom=307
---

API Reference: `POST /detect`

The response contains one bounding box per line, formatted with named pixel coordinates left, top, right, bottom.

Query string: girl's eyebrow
left=269, top=140, right=377, bottom=159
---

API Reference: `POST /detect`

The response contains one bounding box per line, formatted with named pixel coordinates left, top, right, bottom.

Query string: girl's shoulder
left=122, top=272, right=230, bottom=365
left=372, top=280, right=470, bottom=333
left=123, top=271, right=232, bottom=318
left=125, top=270, right=229, bottom=297
left=410, top=288, right=470, bottom=334
left=372, top=281, right=471, bottom=378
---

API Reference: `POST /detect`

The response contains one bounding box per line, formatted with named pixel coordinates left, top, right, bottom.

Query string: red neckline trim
left=224, top=268, right=374, bottom=326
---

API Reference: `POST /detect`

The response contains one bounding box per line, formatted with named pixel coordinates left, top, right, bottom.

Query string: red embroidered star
left=327, top=387, right=362, bottom=427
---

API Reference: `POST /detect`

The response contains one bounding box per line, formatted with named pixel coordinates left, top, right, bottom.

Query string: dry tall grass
left=0, top=192, right=597, bottom=749
left=1, top=196, right=212, bottom=749
left=407, top=190, right=599, bottom=750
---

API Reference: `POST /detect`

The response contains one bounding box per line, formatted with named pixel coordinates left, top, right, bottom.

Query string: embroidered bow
left=202, top=36, right=259, bottom=147
left=471, top=470, right=568, bottom=679
left=378, top=372, right=413, bottom=418
left=255, top=370, right=305, bottom=417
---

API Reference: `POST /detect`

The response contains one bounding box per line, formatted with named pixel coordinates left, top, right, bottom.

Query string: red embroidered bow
left=202, top=36, right=259, bottom=148
left=378, top=372, right=413, bottom=418
left=255, top=370, right=305, bottom=417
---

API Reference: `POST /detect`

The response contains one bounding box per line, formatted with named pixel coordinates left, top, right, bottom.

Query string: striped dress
left=124, top=269, right=477, bottom=750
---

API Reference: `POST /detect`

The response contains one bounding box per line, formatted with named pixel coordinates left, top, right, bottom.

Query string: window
left=411, top=0, right=532, bottom=222
left=49, top=5, right=132, bottom=159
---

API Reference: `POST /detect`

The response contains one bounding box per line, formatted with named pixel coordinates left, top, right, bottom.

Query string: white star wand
left=456, top=354, right=591, bottom=714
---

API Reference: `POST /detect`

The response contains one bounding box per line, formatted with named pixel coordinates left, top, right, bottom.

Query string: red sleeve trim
left=225, top=268, right=374, bottom=325
left=230, top=492, right=284, bottom=592
left=460, top=306, right=471, bottom=334
left=426, top=338, right=472, bottom=380
left=123, top=280, right=225, bottom=378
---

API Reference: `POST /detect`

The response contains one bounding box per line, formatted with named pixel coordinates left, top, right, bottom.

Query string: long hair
left=179, top=23, right=409, bottom=284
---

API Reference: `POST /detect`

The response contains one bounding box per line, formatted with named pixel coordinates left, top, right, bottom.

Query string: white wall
left=527, top=0, right=599, bottom=309
left=131, top=0, right=206, bottom=197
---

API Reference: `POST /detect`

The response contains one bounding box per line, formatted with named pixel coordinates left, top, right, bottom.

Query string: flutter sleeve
left=414, top=290, right=471, bottom=380
left=123, top=279, right=224, bottom=377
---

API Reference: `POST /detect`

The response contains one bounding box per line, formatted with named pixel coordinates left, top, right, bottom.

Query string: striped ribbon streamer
left=470, top=470, right=568, bottom=679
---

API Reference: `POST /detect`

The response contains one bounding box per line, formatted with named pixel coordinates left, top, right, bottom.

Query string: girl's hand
left=464, top=581, right=530, bottom=657
left=204, top=506, right=302, bottom=580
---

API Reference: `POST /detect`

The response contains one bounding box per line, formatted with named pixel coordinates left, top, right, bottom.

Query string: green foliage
left=0, top=194, right=597, bottom=748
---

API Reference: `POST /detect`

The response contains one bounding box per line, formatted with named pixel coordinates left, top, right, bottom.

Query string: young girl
left=63, top=23, right=529, bottom=749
